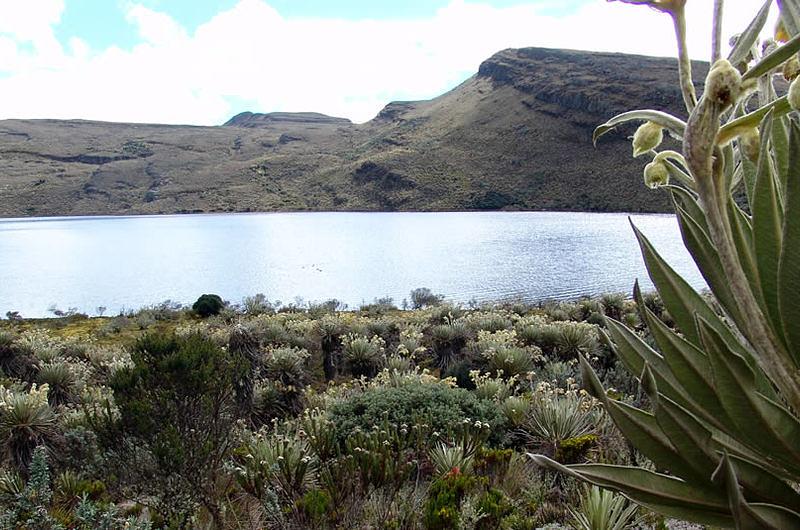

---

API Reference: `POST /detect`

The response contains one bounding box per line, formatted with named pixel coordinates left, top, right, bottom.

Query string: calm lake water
left=0, top=211, right=705, bottom=318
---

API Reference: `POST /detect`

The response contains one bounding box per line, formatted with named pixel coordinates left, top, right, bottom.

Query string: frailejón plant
left=530, top=1, right=800, bottom=528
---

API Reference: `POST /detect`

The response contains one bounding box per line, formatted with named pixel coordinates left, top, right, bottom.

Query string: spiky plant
left=0, top=331, right=38, bottom=381
left=569, top=486, right=640, bottom=530
left=540, top=360, right=578, bottom=388
left=599, top=293, right=626, bottom=321
left=316, top=314, right=344, bottom=381
left=342, top=334, right=385, bottom=377
left=554, top=322, right=598, bottom=360
left=385, top=355, right=413, bottom=374
left=471, top=371, right=516, bottom=401
left=234, top=432, right=318, bottom=501
left=263, top=346, right=310, bottom=387
left=523, top=392, right=599, bottom=455
left=429, top=443, right=475, bottom=476
left=430, top=319, right=471, bottom=369
left=483, top=346, right=536, bottom=379
left=531, top=1, right=800, bottom=527
left=473, top=314, right=513, bottom=333
left=0, top=468, right=24, bottom=496
left=499, top=395, right=531, bottom=427
left=37, top=362, right=76, bottom=407
left=0, top=391, right=57, bottom=471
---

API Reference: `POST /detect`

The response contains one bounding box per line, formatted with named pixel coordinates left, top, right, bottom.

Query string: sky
left=0, top=0, right=778, bottom=125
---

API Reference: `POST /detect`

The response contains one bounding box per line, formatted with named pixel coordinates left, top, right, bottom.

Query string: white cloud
left=125, top=4, right=188, bottom=46
left=0, top=0, right=779, bottom=125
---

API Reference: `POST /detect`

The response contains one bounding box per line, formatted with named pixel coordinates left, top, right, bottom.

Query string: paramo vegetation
left=0, top=291, right=669, bottom=529
left=3, top=0, right=800, bottom=529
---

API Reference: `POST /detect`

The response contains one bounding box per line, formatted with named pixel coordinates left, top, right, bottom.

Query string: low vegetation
left=0, top=291, right=678, bottom=529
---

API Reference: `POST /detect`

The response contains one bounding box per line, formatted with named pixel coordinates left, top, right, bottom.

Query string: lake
left=0, top=211, right=705, bottom=318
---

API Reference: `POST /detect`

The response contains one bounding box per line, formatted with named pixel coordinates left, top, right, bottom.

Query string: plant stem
left=685, top=99, right=800, bottom=412
left=712, top=0, right=724, bottom=63
left=672, top=8, right=698, bottom=114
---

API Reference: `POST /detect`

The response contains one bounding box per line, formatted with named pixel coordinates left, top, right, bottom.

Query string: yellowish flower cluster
left=396, top=325, right=426, bottom=358
left=0, top=383, right=50, bottom=413
left=476, top=328, right=519, bottom=352
left=175, top=321, right=231, bottom=345
left=17, top=328, right=63, bottom=361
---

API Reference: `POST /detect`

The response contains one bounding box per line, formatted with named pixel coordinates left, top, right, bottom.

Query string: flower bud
left=776, top=20, right=790, bottom=43
left=790, top=76, right=800, bottom=112
left=739, top=127, right=760, bottom=162
left=783, top=55, right=800, bottom=81
left=632, top=121, right=663, bottom=157
left=643, top=161, right=669, bottom=189
left=705, top=59, right=742, bottom=108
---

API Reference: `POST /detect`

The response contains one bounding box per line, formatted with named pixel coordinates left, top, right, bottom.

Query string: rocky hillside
left=0, top=47, right=708, bottom=217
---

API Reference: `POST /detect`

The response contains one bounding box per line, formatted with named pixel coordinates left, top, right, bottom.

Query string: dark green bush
left=192, top=293, right=224, bottom=318
left=423, top=471, right=477, bottom=529
left=477, top=487, right=513, bottom=527
left=297, top=488, right=332, bottom=522
left=444, top=358, right=478, bottom=390
left=554, top=434, right=597, bottom=464
left=329, top=382, right=504, bottom=444
left=109, top=332, right=247, bottom=526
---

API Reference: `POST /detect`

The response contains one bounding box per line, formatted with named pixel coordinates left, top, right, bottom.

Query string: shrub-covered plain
left=0, top=292, right=678, bottom=528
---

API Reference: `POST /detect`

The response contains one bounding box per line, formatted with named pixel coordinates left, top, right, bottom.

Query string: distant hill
left=0, top=47, right=708, bottom=218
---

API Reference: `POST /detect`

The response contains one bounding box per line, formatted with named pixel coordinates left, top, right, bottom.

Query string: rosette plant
left=530, top=1, right=800, bottom=528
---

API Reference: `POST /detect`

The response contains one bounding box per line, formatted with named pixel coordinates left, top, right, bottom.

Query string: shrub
left=297, top=488, right=332, bottom=522
left=410, top=288, right=443, bottom=309
left=192, top=293, right=224, bottom=318
left=242, top=293, right=274, bottom=315
left=423, top=471, right=477, bottom=529
left=554, top=434, right=598, bottom=465
left=476, top=487, right=514, bottom=526
left=359, top=297, right=397, bottom=315
left=329, top=382, right=503, bottom=444
left=109, top=332, right=247, bottom=526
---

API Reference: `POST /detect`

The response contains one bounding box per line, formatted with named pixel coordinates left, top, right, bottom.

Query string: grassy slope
left=0, top=47, right=707, bottom=218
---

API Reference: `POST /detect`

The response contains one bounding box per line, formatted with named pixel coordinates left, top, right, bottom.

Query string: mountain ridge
left=0, top=46, right=708, bottom=218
